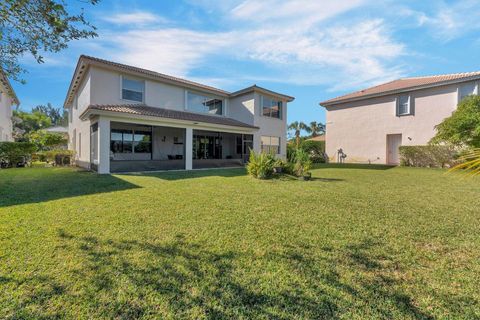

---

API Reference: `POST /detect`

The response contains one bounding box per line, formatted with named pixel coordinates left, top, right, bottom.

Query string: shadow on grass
left=271, top=174, right=345, bottom=182
left=314, top=163, right=395, bottom=170
left=1, top=232, right=435, bottom=319
left=0, top=168, right=139, bottom=208
left=118, top=167, right=247, bottom=181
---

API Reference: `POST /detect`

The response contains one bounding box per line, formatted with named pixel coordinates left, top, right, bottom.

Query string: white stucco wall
left=0, top=84, right=14, bottom=142
left=252, top=92, right=288, bottom=159
left=325, top=81, right=470, bottom=164
left=68, top=70, right=92, bottom=168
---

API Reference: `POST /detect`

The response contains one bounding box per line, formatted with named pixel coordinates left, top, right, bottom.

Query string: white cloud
left=102, top=11, right=167, bottom=25
left=406, top=0, right=480, bottom=41
left=90, top=1, right=405, bottom=91
left=101, top=28, right=231, bottom=77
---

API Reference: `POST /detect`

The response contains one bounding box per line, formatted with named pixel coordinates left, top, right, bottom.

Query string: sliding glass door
left=193, top=134, right=222, bottom=159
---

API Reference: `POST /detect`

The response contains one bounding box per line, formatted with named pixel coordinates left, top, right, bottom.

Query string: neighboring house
left=320, top=72, right=480, bottom=165
left=64, top=55, right=294, bottom=173
left=0, top=71, right=20, bottom=141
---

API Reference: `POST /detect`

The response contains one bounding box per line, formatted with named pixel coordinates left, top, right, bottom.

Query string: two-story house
left=320, top=72, right=480, bottom=165
left=0, top=71, right=20, bottom=141
left=64, top=55, right=294, bottom=173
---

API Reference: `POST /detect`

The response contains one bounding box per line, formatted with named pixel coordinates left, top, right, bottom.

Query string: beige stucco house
left=0, top=72, right=20, bottom=142
left=64, top=55, right=294, bottom=173
left=320, top=72, right=480, bottom=165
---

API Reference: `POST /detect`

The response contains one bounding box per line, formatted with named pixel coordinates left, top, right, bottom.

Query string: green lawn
left=0, top=165, right=479, bottom=319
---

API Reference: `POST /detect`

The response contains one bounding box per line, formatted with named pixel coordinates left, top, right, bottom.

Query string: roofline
left=230, top=85, right=295, bottom=102
left=320, top=74, right=480, bottom=107
left=0, top=71, right=20, bottom=106
left=64, top=55, right=294, bottom=107
left=80, top=107, right=259, bottom=133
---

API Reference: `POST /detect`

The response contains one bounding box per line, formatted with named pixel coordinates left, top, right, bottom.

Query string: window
left=78, top=133, right=82, bottom=157
left=261, top=136, right=280, bottom=154
left=111, top=129, right=151, bottom=154
left=459, top=83, right=478, bottom=102
left=261, top=95, right=282, bottom=119
left=397, top=95, right=412, bottom=116
left=122, top=77, right=145, bottom=102
left=187, top=91, right=223, bottom=115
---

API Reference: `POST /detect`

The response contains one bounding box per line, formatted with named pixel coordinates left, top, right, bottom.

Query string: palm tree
left=309, top=121, right=326, bottom=137
left=449, top=149, right=480, bottom=177
left=288, top=121, right=311, bottom=148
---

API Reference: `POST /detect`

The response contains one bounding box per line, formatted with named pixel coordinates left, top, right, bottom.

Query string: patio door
left=387, top=134, right=402, bottom=165
left=90, top=123, right=99, bottom=171
left=243, top=134, right=253, bottom=163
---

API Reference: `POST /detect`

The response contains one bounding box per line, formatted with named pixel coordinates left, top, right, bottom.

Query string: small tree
left=12, top=110, right=52, bottom=141
left=27, top=130, right=67, bottom=151
left=288, top=121, right=310, bottom=148
left=431, top=95, right=480, bottom=148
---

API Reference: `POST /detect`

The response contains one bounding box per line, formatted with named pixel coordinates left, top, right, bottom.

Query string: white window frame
left=396, top=94, right=412, bottom=116
left=120, top=75, right=145, bottom=103
left=185, top=90, right=225, bottom=116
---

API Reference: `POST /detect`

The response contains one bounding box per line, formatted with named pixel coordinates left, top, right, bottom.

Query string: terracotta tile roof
left=321, top=71, right=480, bottom=106
left=82, top=104, right=259, bottom=129
left=65, top=55, right=294, bottom=106
left=306, top=135, right=325, bottom=142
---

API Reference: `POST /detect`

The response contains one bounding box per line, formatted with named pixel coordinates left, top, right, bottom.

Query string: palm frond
left=449, top=149, right=480, bottom=177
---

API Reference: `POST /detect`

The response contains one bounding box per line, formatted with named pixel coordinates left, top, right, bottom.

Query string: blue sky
left=12, top=0, right=480, bottom=125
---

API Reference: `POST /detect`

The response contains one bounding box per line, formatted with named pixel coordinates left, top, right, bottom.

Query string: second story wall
left=89, top=67, right=186, bottom=110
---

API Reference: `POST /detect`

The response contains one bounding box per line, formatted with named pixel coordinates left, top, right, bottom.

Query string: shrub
left=300, top=140, right=326, bottom=163
left=43, top=149, right=75, bottom=166
left=0, top=142, right=36, bottom=168
left=291, top=148, right=312, bottom=177
left=399, top=145, right=458, bottom=168
left=247, top=149, right=275, bottom=179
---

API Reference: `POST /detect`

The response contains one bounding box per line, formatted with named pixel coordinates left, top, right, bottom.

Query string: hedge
left=399, top=145, right=458, bottom=168
left=33, top=149, right=75, bottom=166
left=0, top=142, right=36, bottom=168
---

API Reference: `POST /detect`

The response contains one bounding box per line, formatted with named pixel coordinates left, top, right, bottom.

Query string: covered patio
left=85, top=104, right=258, bottom=173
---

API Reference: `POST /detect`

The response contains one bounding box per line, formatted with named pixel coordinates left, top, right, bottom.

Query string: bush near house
left=0, top=142, right=36, bottom=168
left=246, top=150, right=276, bottom=179
left=300, top=140, right=326, bottom=163
left=399, top=145, right=458, bottom=168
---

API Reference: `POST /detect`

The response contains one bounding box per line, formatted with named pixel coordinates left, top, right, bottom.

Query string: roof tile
left=321, top=71, right=480, bottom=106
left=83, top=104, right=259, bottom=129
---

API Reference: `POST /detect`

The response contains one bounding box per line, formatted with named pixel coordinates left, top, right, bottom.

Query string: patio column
left=185, top=127, right=193, bottom=170
left=97, top=118, right=110, bottom=174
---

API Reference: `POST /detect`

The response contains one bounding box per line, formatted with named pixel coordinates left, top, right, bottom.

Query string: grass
left=0, top=165, right=479, bottom=319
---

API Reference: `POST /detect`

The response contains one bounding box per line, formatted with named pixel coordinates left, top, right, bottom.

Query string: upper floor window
left=187, top=91, right=223, bottom=115
left=261, top=95, right=282, bottom=119
left=122, top=77, right=145, bottom=102
left=458, top=82, right=478, bottom=102
left=396, top=95, right=412, bottom=116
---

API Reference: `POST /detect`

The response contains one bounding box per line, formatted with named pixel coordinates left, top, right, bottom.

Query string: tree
left=26, top=130, right=67, bottom=151
left=309, top=121, right=325, bottom=137
left=12, top=110, right=52, bottom=141
left=32, top=103, right=68, bottom=126
left=431, top=95, right=480, bottom=148
left=288, top=121, right=311, bottom=148
left=0, top=0, right=99, bottom=82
